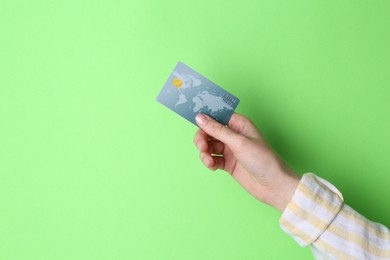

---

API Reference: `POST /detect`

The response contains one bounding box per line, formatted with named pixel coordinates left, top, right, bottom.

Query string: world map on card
left=156, top=62, right=240, bottom=126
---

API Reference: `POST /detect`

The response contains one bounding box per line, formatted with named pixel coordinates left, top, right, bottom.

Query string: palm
left=220, top=142, right=273, bottom=202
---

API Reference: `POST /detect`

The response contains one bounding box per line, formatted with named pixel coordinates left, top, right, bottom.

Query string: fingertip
left=200, top=153, right=214, bottom=169
left=209, top=163, right=219, bottom=171
left=195, top=113, right=208, bottom=126
left=205, top=155, right=214, bottom=168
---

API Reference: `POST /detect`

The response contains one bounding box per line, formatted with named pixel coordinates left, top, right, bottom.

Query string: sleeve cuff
left=279, top=173, right=344, bottom=247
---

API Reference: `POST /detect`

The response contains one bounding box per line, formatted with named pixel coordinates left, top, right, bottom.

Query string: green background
left=1, top=0, right=390, bottom=259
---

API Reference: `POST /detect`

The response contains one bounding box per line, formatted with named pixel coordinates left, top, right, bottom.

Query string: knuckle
left=246, top=118, right=254, bottom=125
left=234, top=136, right=248, bottom=150
left=193, top=135, right=198, bottom=146
left=193, top=129, right=203, bottom=147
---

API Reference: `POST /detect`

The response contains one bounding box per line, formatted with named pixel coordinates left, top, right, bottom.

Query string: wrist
left=267, top=171, right=301, bottom=212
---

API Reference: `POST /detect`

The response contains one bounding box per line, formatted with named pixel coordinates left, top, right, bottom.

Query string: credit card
left=156, top=62, right=240, bottom=126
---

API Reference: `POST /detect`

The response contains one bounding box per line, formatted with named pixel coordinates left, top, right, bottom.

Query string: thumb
left=195, top=113, right=244, bottom=148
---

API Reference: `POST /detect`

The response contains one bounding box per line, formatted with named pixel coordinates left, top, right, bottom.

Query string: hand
left=193, top=113, right=301, bottom=212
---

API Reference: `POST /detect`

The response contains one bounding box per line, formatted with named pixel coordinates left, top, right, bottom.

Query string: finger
left=227, top=113, right=261, bottom=139
left=193, top=128, right=209, bottom=152
left=210, top=155, right=225, bottom=171
left=195, top=113, right=245, bottom=149
left=207, top=140, right=225, bottom=155
left=200, top=152, right=225, bottom=171
left=200, top=152, right=213, bottom=168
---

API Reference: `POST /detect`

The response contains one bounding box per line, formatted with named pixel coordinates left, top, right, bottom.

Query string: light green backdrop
left=1, top=1, right=389, bottom=259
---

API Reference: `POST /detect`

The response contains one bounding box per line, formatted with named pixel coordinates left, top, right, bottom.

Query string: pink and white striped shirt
left=280, top=173, right=390, bottom=259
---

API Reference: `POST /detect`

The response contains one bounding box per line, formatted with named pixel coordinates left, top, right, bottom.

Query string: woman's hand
left=194, top=113, right=301, bottom=212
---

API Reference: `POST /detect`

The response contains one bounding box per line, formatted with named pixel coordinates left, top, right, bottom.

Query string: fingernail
left=196, top=113, right=207, bottom=125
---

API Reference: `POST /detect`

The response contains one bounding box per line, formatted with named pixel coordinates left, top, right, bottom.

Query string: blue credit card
left=156, top=62, right=240, bottom=126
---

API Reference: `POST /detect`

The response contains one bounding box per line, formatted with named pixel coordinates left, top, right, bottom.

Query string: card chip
left=172, top=78, right=182, bottom=88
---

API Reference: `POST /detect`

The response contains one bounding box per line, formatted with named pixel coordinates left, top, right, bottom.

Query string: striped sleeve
left=279, top=173, right=390, bottom=259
